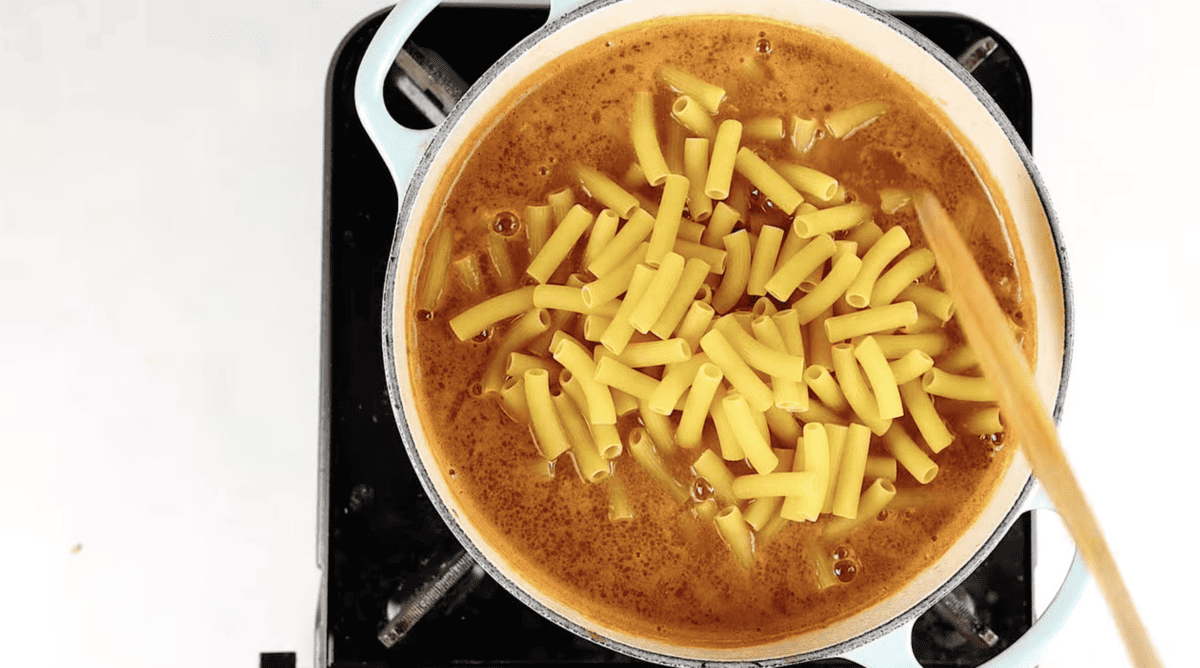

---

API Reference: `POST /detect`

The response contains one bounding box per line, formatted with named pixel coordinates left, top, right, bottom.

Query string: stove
left=318, top=6, right=1035, bottom=666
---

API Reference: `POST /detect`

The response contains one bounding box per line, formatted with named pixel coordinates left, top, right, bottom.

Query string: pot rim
left=378, top=0, right=1073, bottom=664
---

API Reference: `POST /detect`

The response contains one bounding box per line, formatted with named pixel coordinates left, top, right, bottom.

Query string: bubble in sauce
left=834, top=559, right=858, bottom=583
left=692, top=477, right=715, bottom=502
left=756, top=38, right=771, bottom=56
left=416, top=309, right=433, bottom=322
left=492, top=211, right=520, bottom=236
left=472, top=329, right=491, bottom=343
left=832, top=546, right=851, bottom=561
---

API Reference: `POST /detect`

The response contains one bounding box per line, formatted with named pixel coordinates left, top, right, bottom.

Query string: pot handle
left=843, top=480, right=1090, bottom=668
left=548, top=0, right=592, bottom=21
left=354, top=0, right=443, bottom=197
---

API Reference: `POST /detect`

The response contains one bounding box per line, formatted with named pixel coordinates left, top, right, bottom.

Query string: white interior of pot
left=389, top=0, right=1066, bottom=662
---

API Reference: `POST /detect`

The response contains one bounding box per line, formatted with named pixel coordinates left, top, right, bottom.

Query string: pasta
left=788, top=114, right=820, bottom=155
left=419, top=227, right=455, bottom=313
left=480, top=307, right=552, bottom=394
left=824, top=100, right=889, bottom=138
left=699, top=329, right=775, bottom=412
left=647, top=175, right=690, bottom=266
left=527, top=204, right=595, bottom=284
left=889, top=349, right=935, bottom=384
left=824, top=301, right=919, bottom=342
left=683, top=137, right=714, bottom=221
left=702, top=201, right=740, bottom=247
left=781, top=423, right=830, bottom=521
left=714, top=506, right=755, bottom=569
left=844, top=225, right=910, bottom=308
left=599, top=264, right=655, bottom=354
left=574, top=165, right=639, bottom=218
left=630, top=252, right=687, bottom=332
left=705, top=120, right=743, bottom=200
left=580, top=242, right=649, bottom=307
left=831, top=423, right=872, bottom=519
left=672, top=96, right=717, bottom=140
left=765, top=232, right=836, bottom=301
left=553, top=393, right=612, bottom=483
left=676, top=362, right=724, bottom=449
left=921, top=368, right=999, bottom=402
left=824, top=478, right=897, bottom=541
left=831, top=343, right=891, bottom=436
left=449, top=285, right=536, bottom=341
left=734, top=147, right=805, bottom=214
left=632, top=91, right=670, bottom=186
left=742, top=116, right=784, bottom=141
left=522, top=368, right=572, bottom=460
left=746, top=224, right=785, bottom=296
left=853, top=336, right=904, bottom=420
left=651, top=258, right=714, bottom=339
left=792, top=251, right=863, bottom=324
left=899, top=379, right=954, bottom=452
left=774, top=162, right=838, bottom=200
left=525, top=204, right=553, bottom=258
left=733, top=471, right=818, bottom=498
left=658, top=63, right=726, bottom=114
left=792, top=202, right=872, bottom=238
left=587, top=208, right=656, bottom=277
left=646, top=354, right=708, bottom=415
left=882, top=423, right=939, bottom=484
left=627, top=427, right=690, bottom=504
left=722, top=392, right=779, bottom=473
left=693, top=448, right=739, bottom=507
left=871, top=248, right=936, bottom=307
left=712, top=230, right=752, bottom=313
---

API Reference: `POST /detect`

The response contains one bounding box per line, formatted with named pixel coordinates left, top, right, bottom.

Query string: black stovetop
left=318, top=6, right=1034, bottom=667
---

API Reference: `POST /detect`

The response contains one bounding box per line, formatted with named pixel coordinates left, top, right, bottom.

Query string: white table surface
left=3, top=1, right=1191, bottom=666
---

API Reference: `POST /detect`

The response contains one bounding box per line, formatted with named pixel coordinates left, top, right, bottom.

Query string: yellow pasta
left=879, top=188, right=911, bottom=214
left=825, top=100, right=889, bottom=138
left=864, top=455, right=897, bottom=482
left=582, top=209, right=621, bottom=269
left=553, top=393, right=611, bottom=483
left=526, top=205, right=595, bottom=284
left=580, top=242, right=648, bottom=308
left=533, top=285, right=619, bottom=317
left=792, top=202, right=872, bottom=238
left=651, top=258, right=714, bottom=339
left=824, top=478, right=897, bottom=541
left=658, top=63, right=726, bottom=114
left=871, top=248, right=936, bottom=306
left=712, top=229, right=752, bottom=313
left=882, top=422, right=939, bottom=484
left=522, top=368, right=571, bottom=460
left=615, top=338, right=693, bottom=369
left=701, top=201, right=740, bottom=247
left=674, top=300, right=714, bottom=351
left=820, top=424, right=849, bottom=513
left=752, top=315, right=807, bottom=410
left=606, top=473, right=635, bottom=521
left=699, top=329, right=776, bottom=412
left=921, top=368, right=998, bottom=402
left=774, top=162, right=839, bottom=201
left=795, top=400, right=848, bottom=427
left=765, top=232, right=836, bottom=301
left=831, top=343, right=891, bottom=436
left=896, top=379, right=955, bottom=453
left=499, top=376, right=530, bottom=424
left=486, top=233, right=516, bottom=291
left=630, top=251, right=687, bottom=332
left=808, top=183, right=848, bottom=209
left=807, top=307, right=835, bottom=370
left=582, top=315, right=610, bottom=342
left=764, top=405, right=802, bottom=444
left=694, top=498, right=720, bottom=522
left=709, top=386, right=745, bottom=461
left=611, top=387, right=640, bottom=417
left=788, top=115, right=820, bottom=155
left=854, top=336, right=904, bottom=420
left=844, top=225, right=911, bottom=308
left=792, top=251, right=863, bottom=324
left=940, top=344, right=980, bottom=374
left=419, top=226, right=455, bottom=313
left=647, top=174, right=690, bottom=266
left=830, top=423, right=871, bottom=519
left=734, top=147, right=805, bottom=214
left=871, top=332, right=950, bottom=359
left=897, top=284, right=956, bottom=322
left=631, top=91, right=670, bottom=186
left=645, top=354, right=707, bottom=415
left=889, top=349, right=935, bottom=384
left=599, top=264, right=655, bottom=354
left=747, top=224, right=785, bottom=296
left=677, top=219, right=706, bottom=243
left=548, top=187, right=576, bottom=223
left=804, top=365, right=849, bottom=414
left=449, top=285, right=537, bottom=341
left=573, top=165, right=638, bottom=219
left=592, top=422, right=623, bottom=459
left=693, top=448, right=739, bottom=507
left=846, top=220, right=884, bottom=253
left=594, top=355, right=660, bottom=401
left=664, top=119, right=687, bottom=177
left=507, top=352, right=556, bottom=380
left=480, top=307, right=552, bottom=393
left=628, top=427, right=690, bottom=504
left=677, top=363, right=724, bottom=449
left=782, top=423, right=829, bottom=521
left=587, top=208, right=656, bottom=277
left=962, top=406, right=1004, bottom=435
left=722, top=393, right=779, bottom=474
left=743, top=116, right=784, bottom=141
left=714, top=505, right=755, bottom=569
left=550, top=335, right=618, bottom=426
left=670, top=238, right=726, bottom=275
left=902, top=311, right=943, bottom=335
left=639, top=399, right=677, bottom=457
left=453, top=254, right=483, bottom=295
left=713, top=317, right=805, bottom=382
left=824, top=301, right=919, bottom=342
left=682, top=138, right=714, bottom=222
left=671, top=95, right=717, bottom=140
left=705, top=120, right=743, bottom=199
left=733, top=471, right=818, bottom=499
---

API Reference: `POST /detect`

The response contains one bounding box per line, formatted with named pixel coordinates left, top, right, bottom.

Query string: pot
left=357, top=1, right=1085, bottom=665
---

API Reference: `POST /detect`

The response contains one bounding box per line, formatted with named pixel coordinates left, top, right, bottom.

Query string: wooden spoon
left=911, top=191, right=1162, bottom=668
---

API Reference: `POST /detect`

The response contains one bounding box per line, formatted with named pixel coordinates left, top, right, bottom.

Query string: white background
left=2, top=0, right=1191, bottom=666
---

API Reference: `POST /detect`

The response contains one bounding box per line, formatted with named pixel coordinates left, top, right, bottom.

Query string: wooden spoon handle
left=912, top=191, right=1161, bottom=668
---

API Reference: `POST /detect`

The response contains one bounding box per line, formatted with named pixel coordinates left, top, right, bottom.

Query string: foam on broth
left=404, top=16, right=1034, bottom=648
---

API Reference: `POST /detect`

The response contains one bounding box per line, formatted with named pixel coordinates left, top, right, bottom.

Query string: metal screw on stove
left=391, top=42, right=468, bottom=125
left=377, top=550, right=476, bottom=648
left=931, top=586, right=1000, bottom=649
left=957, top=36, right=999, bottom=74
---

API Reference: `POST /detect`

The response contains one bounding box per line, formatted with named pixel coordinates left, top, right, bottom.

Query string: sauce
left=405, top=16, right=1034, bottom=648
